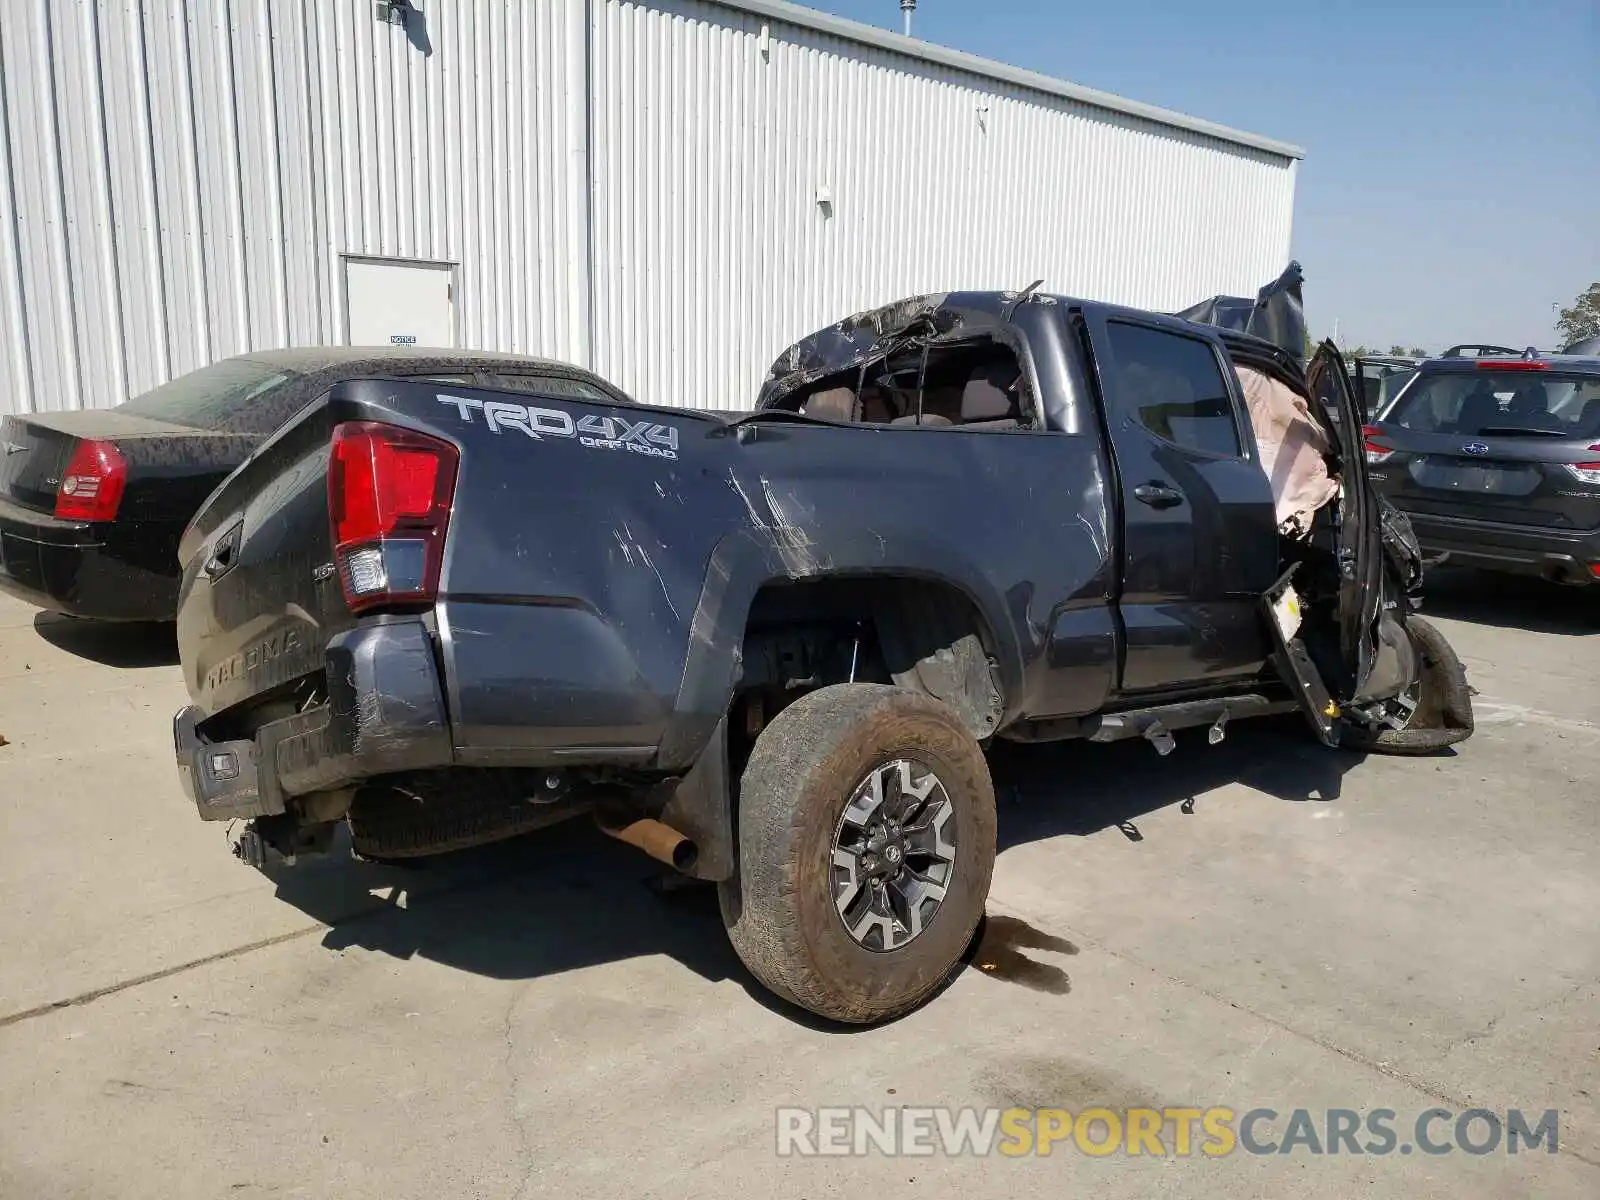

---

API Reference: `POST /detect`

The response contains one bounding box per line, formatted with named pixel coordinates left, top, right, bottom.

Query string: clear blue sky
left=804, top=0, right=1598, bottom=352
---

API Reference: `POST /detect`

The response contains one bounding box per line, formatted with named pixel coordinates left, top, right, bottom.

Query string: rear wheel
left=719, top=683, right=996, bottom=1024
left=1342, top=615, right=1473, bottom=755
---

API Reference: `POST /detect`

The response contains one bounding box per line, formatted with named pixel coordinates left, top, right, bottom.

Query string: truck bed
left=177, top=377, right=1119, bottom=776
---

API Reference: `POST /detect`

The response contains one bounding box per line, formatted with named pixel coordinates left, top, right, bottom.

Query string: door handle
left=1133, top=482, right=1183, bottom=509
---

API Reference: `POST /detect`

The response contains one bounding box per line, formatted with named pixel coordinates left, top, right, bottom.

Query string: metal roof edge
left=705, top=0, right=1306, bottom=162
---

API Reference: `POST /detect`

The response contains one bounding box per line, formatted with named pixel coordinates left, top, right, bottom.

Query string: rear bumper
left=1402, top=509, right=1600, bottom=584
left=0, top=495, right=178, bottom=620
left=175, top=619, right=454, bottom=821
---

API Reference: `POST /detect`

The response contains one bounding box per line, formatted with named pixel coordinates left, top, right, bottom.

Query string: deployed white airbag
left=1239, top=365, right=1339, bottom=537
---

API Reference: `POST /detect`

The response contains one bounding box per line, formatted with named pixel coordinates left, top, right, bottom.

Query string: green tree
left=1408, top=347, right=1428, bottom=358
left=1557, top=282, right=1600, bottom=347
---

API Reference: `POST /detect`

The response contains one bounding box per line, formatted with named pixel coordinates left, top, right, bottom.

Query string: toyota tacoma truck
left=171, top=284, right=1473, bottom=1024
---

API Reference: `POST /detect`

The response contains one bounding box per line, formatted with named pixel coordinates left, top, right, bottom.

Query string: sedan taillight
left=54, top=440, right=128, bottom=521
left=327, top=421, right=458, bottom=614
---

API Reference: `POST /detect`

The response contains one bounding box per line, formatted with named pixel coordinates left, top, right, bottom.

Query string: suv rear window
left=117, top=359, right=299, bottom=432
left=1387, top=371, right=1600, bottom=438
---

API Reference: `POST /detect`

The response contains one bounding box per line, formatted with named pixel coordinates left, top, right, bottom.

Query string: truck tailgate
left=176, top=403, right=347, bottom=720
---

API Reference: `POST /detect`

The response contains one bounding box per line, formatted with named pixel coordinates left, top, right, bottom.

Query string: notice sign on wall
left=345, top=257, right=455, bottom=349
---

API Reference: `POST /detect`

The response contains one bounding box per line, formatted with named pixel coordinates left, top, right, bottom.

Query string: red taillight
left=327, top=421, right=458, bottom=614
left=54, top=440, right=127, bottom=521
left=1362, top=424, right=1393, bottom=465
left=1564, top=445, right=1600, bottom=486
left=1476, top=360, right=1547, bottom=371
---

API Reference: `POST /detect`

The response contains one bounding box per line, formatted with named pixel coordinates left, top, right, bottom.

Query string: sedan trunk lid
left=1, top=409, right=256, bottom=521
left=0, top=410, right=194, bottom=516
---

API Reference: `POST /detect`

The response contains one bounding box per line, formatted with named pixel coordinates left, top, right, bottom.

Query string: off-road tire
left=347, top=772, right=585, bottom=859
left=1342, top=615, right=1474, bottom=755
left=719, top=683, right=996, bottom=1024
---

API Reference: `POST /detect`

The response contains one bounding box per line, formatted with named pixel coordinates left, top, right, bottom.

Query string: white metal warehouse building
left=0, top=0, right=1302, bottom=416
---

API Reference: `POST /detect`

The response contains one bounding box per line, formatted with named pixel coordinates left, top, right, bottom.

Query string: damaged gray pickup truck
left=171, top=277, right=1473, bottom=1023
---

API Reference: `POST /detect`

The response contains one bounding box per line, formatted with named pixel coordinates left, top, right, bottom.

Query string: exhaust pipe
left=597, top=814, right=699, bottom=872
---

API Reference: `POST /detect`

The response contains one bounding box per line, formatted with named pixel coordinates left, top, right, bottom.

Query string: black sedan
left=0, top=347, right=602, bottom=621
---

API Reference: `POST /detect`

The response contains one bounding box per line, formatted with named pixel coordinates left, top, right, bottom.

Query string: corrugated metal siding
left=0, top=0, right=587, bottom=414
left=589, top=0, right=1297, bottom=408
left=0, top=0, right=1297, bottom=416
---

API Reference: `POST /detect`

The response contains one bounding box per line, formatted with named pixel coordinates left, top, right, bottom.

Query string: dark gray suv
left=1364, top=352, right=1600, bottom=586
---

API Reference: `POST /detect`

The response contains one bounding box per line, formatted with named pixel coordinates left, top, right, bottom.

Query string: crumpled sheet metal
left=757, top=292, right=954, bottom=409
left=1175, top=261, right=1308, bottom=366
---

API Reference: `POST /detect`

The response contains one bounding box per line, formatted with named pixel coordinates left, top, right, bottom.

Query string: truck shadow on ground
left=30, top=614, right=179, bottom=667
left=988, top=715, right=1365, bottom=847
left=1419, top=566, right=1597, bottom=636
left=265, top=717, right=1374, bottom=1025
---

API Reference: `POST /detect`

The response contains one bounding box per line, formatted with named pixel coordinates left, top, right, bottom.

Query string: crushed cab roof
left=757, top=283, right=1303, bottom=410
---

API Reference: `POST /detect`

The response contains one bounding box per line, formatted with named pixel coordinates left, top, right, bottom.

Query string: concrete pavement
left=0, top=569, right=1596, bottom=1199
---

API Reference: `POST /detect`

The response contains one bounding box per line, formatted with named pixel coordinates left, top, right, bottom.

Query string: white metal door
left=344, top=258, right=456, bottom=348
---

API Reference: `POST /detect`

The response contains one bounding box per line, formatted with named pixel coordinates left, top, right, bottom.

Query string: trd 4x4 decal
left=436, top=394, right=679, bottom=461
